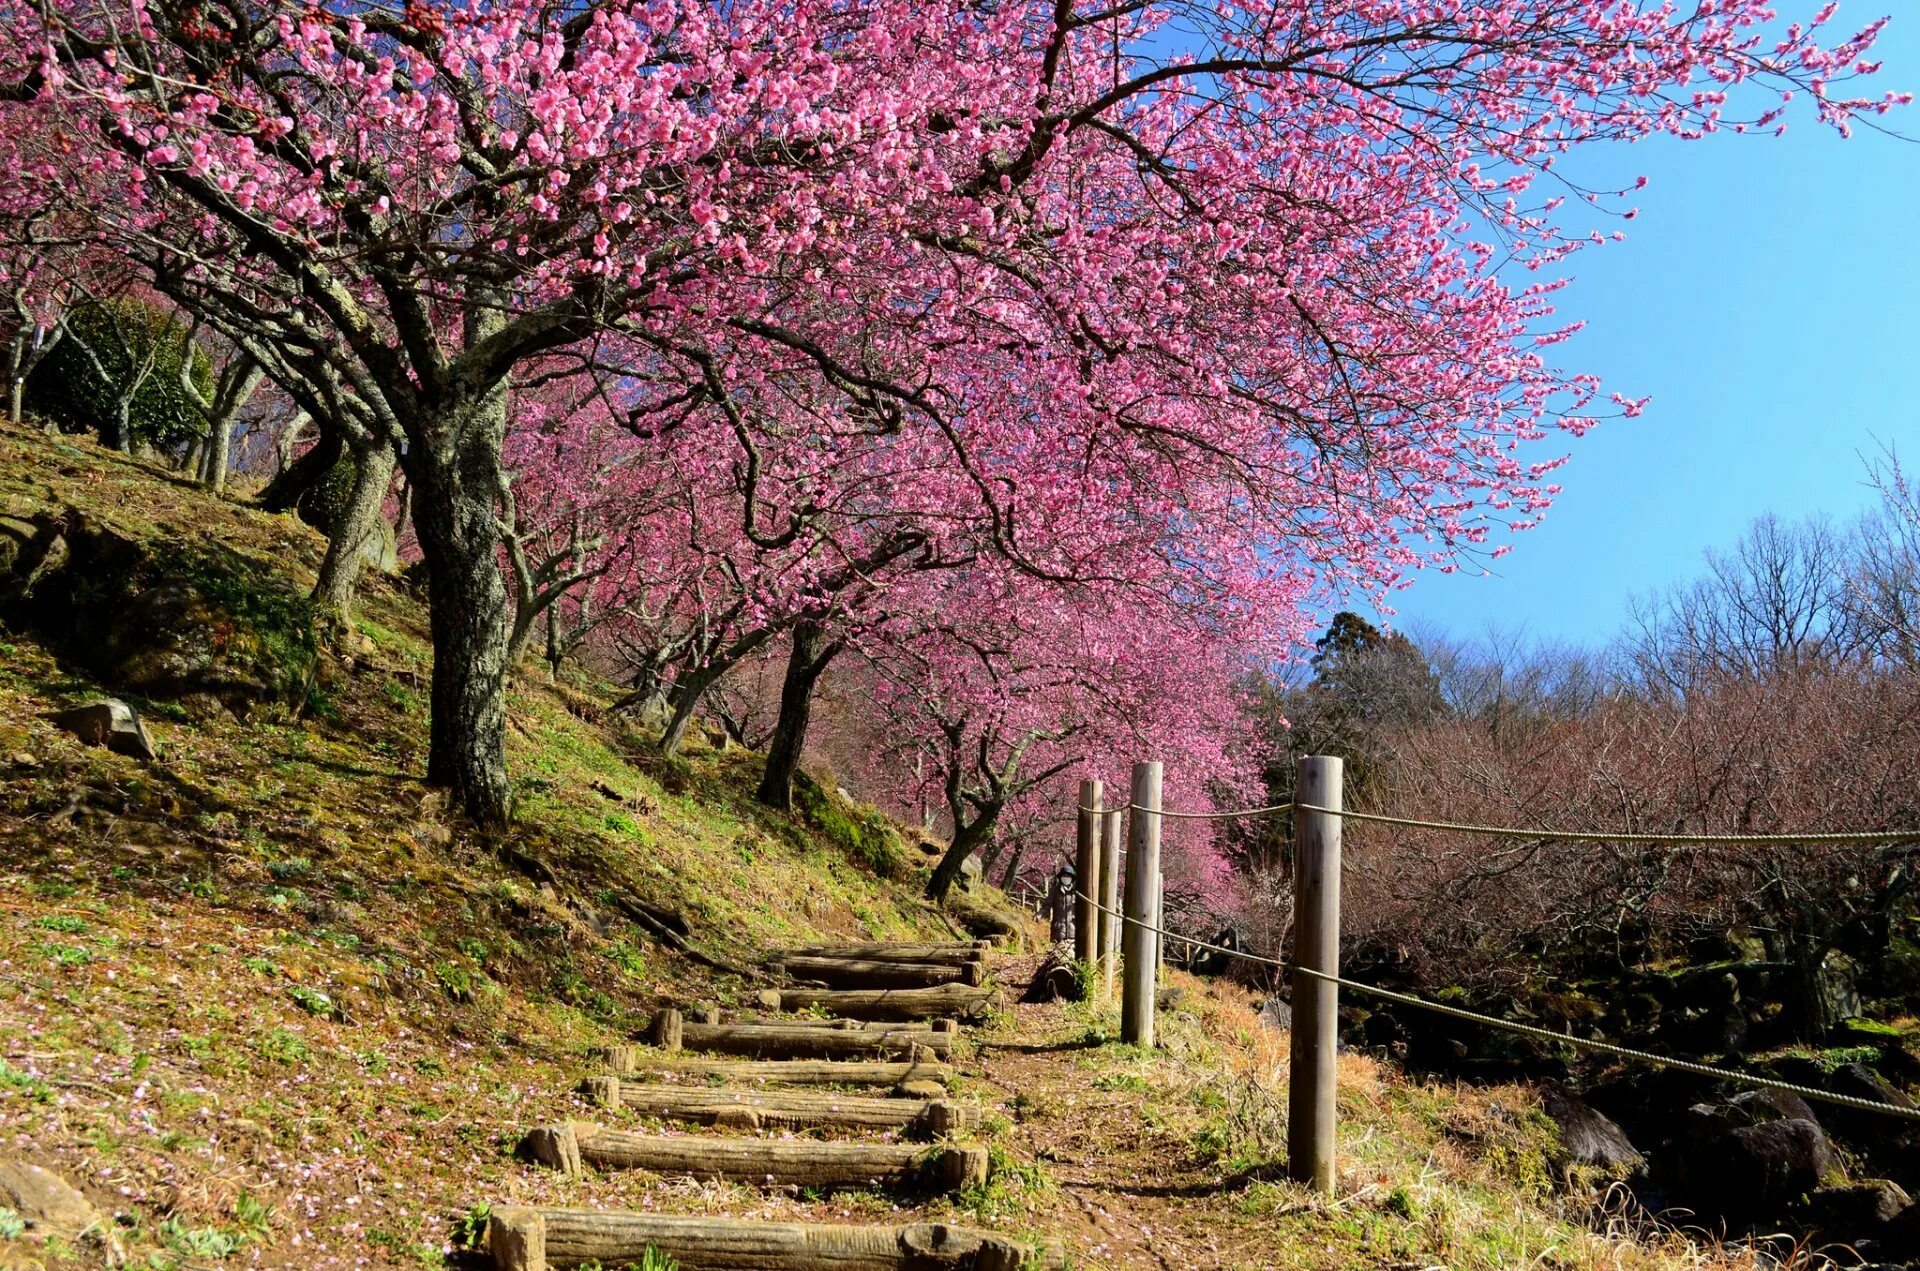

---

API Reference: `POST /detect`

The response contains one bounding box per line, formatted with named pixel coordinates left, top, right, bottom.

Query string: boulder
left=45, top=700, right=157, bottom=761
left=956, top=854, right=983, bottom=892
left=0, top=1159, right=118, bottom=1264
left=1723, top=1119, right=1839, bottom=1205
left=1540, top=1084, right=1644, bottom=1175
left=1257, top=996, right=1291, bottom=1031
left=1802, top=1178, right=1910, bottom=1233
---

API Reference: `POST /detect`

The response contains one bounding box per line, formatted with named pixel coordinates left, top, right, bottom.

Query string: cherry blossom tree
left=1, top=0, right=1896, bottom=825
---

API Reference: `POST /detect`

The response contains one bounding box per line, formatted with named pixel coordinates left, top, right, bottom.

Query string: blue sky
left=1366, top=11, right=1920, bottom=652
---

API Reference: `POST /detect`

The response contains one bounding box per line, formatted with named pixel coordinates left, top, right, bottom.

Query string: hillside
left=0, top=421, right=1759, bottom=1270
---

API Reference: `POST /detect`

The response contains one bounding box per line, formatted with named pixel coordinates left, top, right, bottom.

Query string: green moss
left=792, top=770, right=907, bottom=879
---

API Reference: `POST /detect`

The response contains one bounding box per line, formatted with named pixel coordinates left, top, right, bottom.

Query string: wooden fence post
left=1121, top=761, right=1162, bottom=1046
left=1287, top=754, right=1343, bottom=1194
left=1075, top=779, right=1102, bottom=964
left=1099, top=808, right=1123, bottom=997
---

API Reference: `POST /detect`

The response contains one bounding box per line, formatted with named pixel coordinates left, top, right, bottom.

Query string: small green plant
left=243, top=956, right=276, bottom=975
left=288, top=986, right=336, bottom=1018
left=232, top=1193, right=275, bottom=1241
left=35, top=915, right=87, bottom=934
left=0, top=1059, right=52, bottom=1104
left=256, top=1027, right=310, bottom=1064
left=451, top=1203, right=491, bottom=1250
left=160, top=1217, right=241, bottom=1259
left=0, top=1206, right=25, bottom=1239
left=32, top=941, right=92, bottom=967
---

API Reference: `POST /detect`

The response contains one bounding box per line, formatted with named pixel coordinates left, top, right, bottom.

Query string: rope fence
left=1073, top=888, right=1920, bottom=1124
left=1077, top=802, right=1920, bottom=847
left=1064, top=756, right=1920, bottom=1197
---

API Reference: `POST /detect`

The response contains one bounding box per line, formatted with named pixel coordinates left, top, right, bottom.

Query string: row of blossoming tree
left=0, top=0, right=1900, bottom=896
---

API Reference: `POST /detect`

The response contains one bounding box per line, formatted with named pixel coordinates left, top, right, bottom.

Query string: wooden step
left=591, top=1050, right=953, bottom=1092
left=522, top=1122, right=988, bottom=1193
left=757, top=984, right=1000, bottom=1023
left=770, top=955, right=987, bottom=989
left=579, top=1076, right=980, bottom=1135
left=488, top=1206, right=1063, bottom=1271
left=733, top=1015, right=961, bottom=1034
left=773, top=942, right=990, bottom=966
left=644, top=1010, right=952, bottom=1061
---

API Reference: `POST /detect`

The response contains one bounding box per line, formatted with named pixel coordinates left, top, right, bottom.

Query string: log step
left=648, top=1012, right=952, bottom=1061
left=757, top=984, right=1000, bottom=1023
left=579, top=1075, right=980, bottom=1135
left=733, top=1015, right=961, bottom=1034
left=770, top=955, right=987, bottom=989
left=523, top=1123, right=988, bottom=1193
left=773, top=942, right=990, bottom=966
left=487, top=1206, right=1063, bottom=1271
left=590, top=1050, right=954, bottom=1091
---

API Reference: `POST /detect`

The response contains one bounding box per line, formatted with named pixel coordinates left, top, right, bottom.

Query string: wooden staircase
left=486, top=940, right=1067, bottom=1271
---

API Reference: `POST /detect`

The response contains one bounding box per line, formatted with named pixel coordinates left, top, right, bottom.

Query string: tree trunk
left=312, top=435, right=397, bottom=621
left=756, top=620, right=839, bottom=809
left=198, top=417, right=233, bottom=493
left=926, top=813, right=996, bottom=902
left=258, top=421, right=344, bottom=511
left=661, top=663, right=724, bottom=755
left=409, top=395, right=513, bottom=827
left=101, top=397, right=131, bottom=452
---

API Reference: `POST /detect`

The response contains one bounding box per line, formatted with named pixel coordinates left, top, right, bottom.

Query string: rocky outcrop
left=45, top=699, right=157, bottom=760
left=0, top=1159, right=121, bottom=1266
left=0, top=506, right=314, bottom=707
left=1540, top=1083, right=1643, bottom=1176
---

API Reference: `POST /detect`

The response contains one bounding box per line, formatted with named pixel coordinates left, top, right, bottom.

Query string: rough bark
left=769, top=955, right=985, bottom=989
left=578, top=1078, right=979, bottom=1136
left=670, top=1019, right=953, bottom=1061
left=258, top=421, right=344, bottom=512
left=525, top=1122, right=988, bottom=1193
left=927, top=813, right=997, bottom=902
left=755, top=984, right=999, bottom=1023
left=488, top=1206, right=1060, bottom=1271
left=312, top=434, right=397, bottom=621
left=756, top=620, right=840, bottom=809
left=589, top=1050, right=951, bottom=1090
left=769, top=942, right=990, bottom=964
left=409, top=390, right=514, bottom=826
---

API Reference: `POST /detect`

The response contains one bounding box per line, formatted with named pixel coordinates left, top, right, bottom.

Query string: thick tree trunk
left=312, top=436, right=397, bottom=621
left=927, top=814, right=996, bottom=902
left=410, top=395, right=513, bottom=826
left=757, top=620, right=839, bottom=809
left=258, top=421, right=344, bottom=511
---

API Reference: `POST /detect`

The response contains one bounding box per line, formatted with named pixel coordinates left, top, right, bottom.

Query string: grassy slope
left=0, top=422, right=1750, bottom=1270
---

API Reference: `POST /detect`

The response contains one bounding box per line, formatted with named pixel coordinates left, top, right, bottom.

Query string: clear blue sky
left=1366, top=12, right=1920, bottom=652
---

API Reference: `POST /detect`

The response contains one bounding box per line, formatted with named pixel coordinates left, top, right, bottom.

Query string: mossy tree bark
left=312, top=432, right=398, bottom=622
left=408, top=386, right=515, bottom=827
left=756, top=619, right=842, bottom=810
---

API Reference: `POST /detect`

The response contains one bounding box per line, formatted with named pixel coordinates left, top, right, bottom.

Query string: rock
left=1726, top=1086, right=1822, bottom=1127
left=1723, top=1119, right=1839, bottom=1204
left=1816, top=951, right=1863, bottom=1032
left=45, top=700, right=157, bottom=760
left=0, top=1159, right=118, bottom=1263
left=1828, top=1062, right=1916, bottom=1112
left=1540, top=1084, right=1644, bottom=1175
left=1803, top=1178, right=1910, bottom=1232
left=6, top=752, right=35, bottom=769
left=1155, top=986, right=1187, bottom=1012
left=956, top=854, right=983, bottom=892
left=1257, top=996, right=1291, bottom=1031
left=102, top=582, right=282, bottom=701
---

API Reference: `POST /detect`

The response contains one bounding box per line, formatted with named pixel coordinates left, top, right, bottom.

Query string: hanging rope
left=1072, top=890, right=1920, bottom=1123
left=1077, top=801, right=1920, bottom=847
